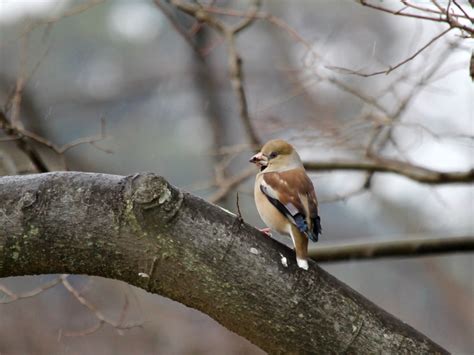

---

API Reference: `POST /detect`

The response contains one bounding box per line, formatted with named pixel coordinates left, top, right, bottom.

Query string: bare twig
left=1, top=274, right=143, bottom=336
left=186, top=3, right=323, bottom=63
left=153, top=0, right=204, bottom=59
left=359, top=0, right=473, bottom=35
left=11, top=35, right=29, bottom=128
left=327, top=27, right=453, bottom=77
left=0, top=110, right=50, bottom=172
left=0, top=277, right=62, bottom=304
left=319, top=182, right=370, bottom=203
left=235, top=191, right=244, bottom=222
left=356, top=0, right=472, bottom=75
left=60, top=275, right=143, bottom=335
left=322, top=1, right=473, bottom=78
left=209, top=166, right=254, bottom=203
left=61, top=320, right=104, bottom=338
left=470, top=49, right=474, bottom=80
left=0, top=0, right=105, bottom=52
left=0, top=0, right=108, bottom=173
left=227, top=32, right=261, bottom=147
left=0, top=136, right=20, bottom=142
left=452, top=0, right=473, bottom=23
left=171, top=0, right=262, bottom=147
left=1, top=108, right=109, bottom=172
left=18, top=116, right=109, bottom=155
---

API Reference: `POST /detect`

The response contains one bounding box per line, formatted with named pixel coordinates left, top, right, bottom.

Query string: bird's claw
left=259, top=227, right=272, bottom=237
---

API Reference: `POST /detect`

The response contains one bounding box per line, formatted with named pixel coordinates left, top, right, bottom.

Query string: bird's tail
left=308, top=215, right=321, bottom=242
left=294, top=214, right=321, bottom=243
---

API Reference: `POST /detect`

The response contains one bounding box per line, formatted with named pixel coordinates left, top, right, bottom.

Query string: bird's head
left=249, top=139, right=302, bottom=172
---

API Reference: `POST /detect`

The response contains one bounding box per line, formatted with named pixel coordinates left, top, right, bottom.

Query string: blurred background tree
left=0, top=0, right=472, bottom=354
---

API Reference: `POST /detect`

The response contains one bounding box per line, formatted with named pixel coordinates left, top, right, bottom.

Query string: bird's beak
left=249, top=152, right=268, bottom=167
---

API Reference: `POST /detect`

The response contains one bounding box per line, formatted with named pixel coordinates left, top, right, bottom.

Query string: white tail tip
left=296, top=258, right=309, bottom=270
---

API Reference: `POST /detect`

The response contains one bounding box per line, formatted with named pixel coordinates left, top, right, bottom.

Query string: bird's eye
left=269, top=151, right=278, bottom=159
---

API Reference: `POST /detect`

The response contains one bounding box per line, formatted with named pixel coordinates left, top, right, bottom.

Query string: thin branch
left=60, top=275, right=143, bottom=333
left=153, top=0, right=204, bottom=59
left=324, top=0, right=473, bottom=80
left=171, top=0, right=262, bottom=147
left=11, top=35, right=29, bottom=128
left=170, top=0, right=226, bottom=32
left=310, top=236, right=474, bottom=262
left=362, top=41, right=459, bottom=184
left=18, top=116, right=108, bottom=155
left=17, top=0, right=106, bottom=46
left=235, top=192, right=244, bottom=222
left=181, top=2, right=324, bottom=66
left=452, top=0, right=473, bottom=23
left=0, top=109, right=109, bottom=172
left=62, top=320, right=104, bottom=337
left=0, top=277, right=62, bottom=304
left=0, top=109, right=49, bottom=172
left=208, top=166, right=254, bottom=203
left=226, top=32, right=261, bottom=147
left=359, top=0, right=474, bottom=34
left=319, top=182, right=370, bottom=203
left=0, top=136, right=20, bottom=142
left=327, top=27, right=453, bottom=77
left=470, top=49, right=474, bottom=81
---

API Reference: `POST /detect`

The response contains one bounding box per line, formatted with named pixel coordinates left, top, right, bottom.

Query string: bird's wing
left=261, top=168, right=321, bottom=242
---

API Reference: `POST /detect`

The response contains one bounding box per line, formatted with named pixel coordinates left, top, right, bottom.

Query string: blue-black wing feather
left=260, top=184, right=319, bottom=242
left=310, top=215, right=321, bottom=242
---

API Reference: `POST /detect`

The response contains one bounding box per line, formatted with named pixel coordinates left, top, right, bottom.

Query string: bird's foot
left=259, top=227, right=272, bottom=237
left=296, top=258, right=309, bottom=270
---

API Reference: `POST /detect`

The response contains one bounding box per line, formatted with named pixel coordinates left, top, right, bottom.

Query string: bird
left=249, top=139, right=321, bottom=270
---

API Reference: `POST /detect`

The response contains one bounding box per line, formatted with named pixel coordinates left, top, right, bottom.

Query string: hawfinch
left=250, top=139, right=321, bottom=270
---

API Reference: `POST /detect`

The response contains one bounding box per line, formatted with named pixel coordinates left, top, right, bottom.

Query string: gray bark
left=0, top=172, right=448, bottom=354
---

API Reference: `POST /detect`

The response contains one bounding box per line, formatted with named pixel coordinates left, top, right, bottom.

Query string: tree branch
left=0, top=172, right=448, bottom=354
left=153, top=0, right=204, bottom=59
left=0, top=110, right=49, bottom=172
left=358, top=0, right=473, bottom=36
left=310, top=236, right=474, bottom=262
left=208, top=166, right=254, bottom=203
left=171, top=0, right=262, bottom=147
left=327, top=27, right=453, bottom=77
left=0, top=108, right=108, bottom=172
left=303, top=158, right=474, bottom=184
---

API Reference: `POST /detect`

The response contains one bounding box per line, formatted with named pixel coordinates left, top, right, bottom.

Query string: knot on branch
left=126, top=173, right=183, bottom=231
left=19, top=191, right=38, bottom=209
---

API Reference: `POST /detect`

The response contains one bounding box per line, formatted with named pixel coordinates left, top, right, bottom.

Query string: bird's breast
left=254, top=175, right=291, bottom=236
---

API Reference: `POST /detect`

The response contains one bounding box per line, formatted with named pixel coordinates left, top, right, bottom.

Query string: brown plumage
left=250, top=139, right=322, bottom=270
left=263, top=169, right=319, bottom=221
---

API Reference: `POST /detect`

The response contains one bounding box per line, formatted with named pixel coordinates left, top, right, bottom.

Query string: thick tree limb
left=310, top=236, right=474, bottom=262
left=0, top=172, right=447, bottom=354
left=304, top=158, right=474, bottom=184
